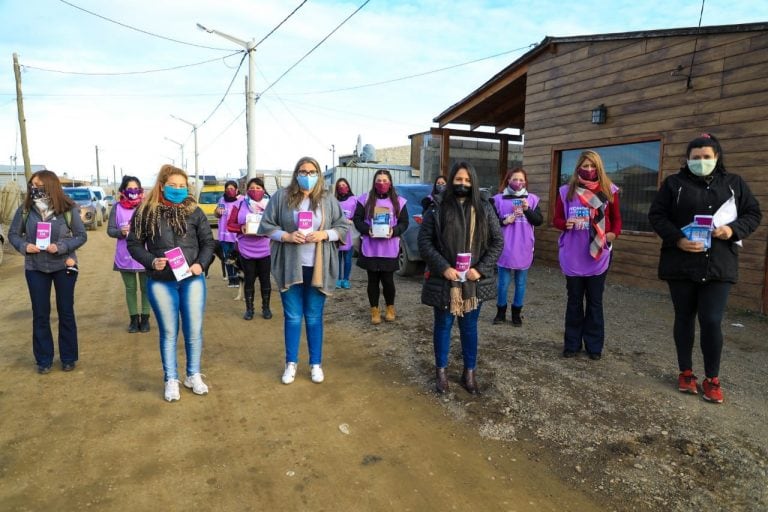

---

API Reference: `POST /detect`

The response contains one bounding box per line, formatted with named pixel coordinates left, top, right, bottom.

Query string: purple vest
left=357, top=193, right=406, bottom=259
left=113, top=204, right=145, bottom=271
left=217, top=197, right=240, bottom=243
left=557, top=184, right=615, bottom=276
left=236, top=198, right=270, bottom=259
left=337, top=195, right=357, bottom=251
left=493, top=192, right=539, bottom=270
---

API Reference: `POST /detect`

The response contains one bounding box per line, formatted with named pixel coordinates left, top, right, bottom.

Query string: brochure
left=569, top=206, right=590, bottom=230
left=35, top=222, right=51, bottom=250
left=297, top=211, right=313, bottom=235
left=512, top=199, right=524, bottom=217
left=455, top=252, right=472, bottom=282
left=164, top=247, right=192, bottom=281
left=682, top=214, right=714, bottom=249
left=245, top=212, right=262, bottom=235
left=371, top=206, right=391, bottom=238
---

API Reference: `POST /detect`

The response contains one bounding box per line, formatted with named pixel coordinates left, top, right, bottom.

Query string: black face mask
left=453, top=184, right=471, bottom=198
left=30, top=186, right=47, bottom=200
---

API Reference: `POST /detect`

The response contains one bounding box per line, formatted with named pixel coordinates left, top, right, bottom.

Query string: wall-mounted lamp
left=591, top=104, right=607, bottom=125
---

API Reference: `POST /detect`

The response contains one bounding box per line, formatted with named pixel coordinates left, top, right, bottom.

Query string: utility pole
left=170, top=115, right=198, bottom=187
left=329, top=144, right=336, bottom=169
left=12, top=53, right=32, bottom=181
left=164, top=137, right=185, bottom=170
left=197, top=23, right=257, bottom=180
left=94, top=145, right=101, bottom=186
left=113, top=164, right=116, bottom=190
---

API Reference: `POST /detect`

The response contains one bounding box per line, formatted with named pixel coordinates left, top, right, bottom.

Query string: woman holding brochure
left=215, top=180, right=242, bottom=288
left=418, top=162, right=503, bottom=395
left=334, top=178, right=356, bottom=289
left=227, top=177, right=272, bottom=320
left=258, top=156, right=348, bottom=385
left=648, top=133, right=761, bottom=404
left=353, top=170, right=409, bottom=324
left=127, top=164, right=216, bottom=402
left=8, top=170, right=87, bottom=374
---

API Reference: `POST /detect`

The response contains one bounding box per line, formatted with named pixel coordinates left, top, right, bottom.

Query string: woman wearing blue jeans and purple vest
left=492, top=168, right=543, bottom=326
left=259, top=156, right=348, bottom=385
left=215, top=180, right=242, bottom=288
left=553, top=150, right=622, bottom=360
left=127, top=165, right=216, bottom=402
left=418, top=162, right=503, bottom=395
left=353, top=170, right=409, bottom=324
left=334, top=178, right=356, bottom=289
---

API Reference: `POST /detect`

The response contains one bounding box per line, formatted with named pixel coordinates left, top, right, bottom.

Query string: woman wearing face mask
left=127, top=164, right=216, bottom=402
left=421, top=175, right=447, bottom=210
left=553, top=150, right=621, bottom=361
left=492, top=168, right=543, bottom=326
left=107, top=175, right=151, bottom=333
left=258, top=157, right=348, bottom=385
left=227, top=177, right=272, bottom=320
left=9, top=170, right=87, bottom=374
left=216, top=180, right=242, bottom=288
left=648, top=133, right=761, bottom=404
left=334, top=178, right=356, bottom=289
left=353, top=170, right=409, bottom=324
left=418, top=161, right=503, bottom=394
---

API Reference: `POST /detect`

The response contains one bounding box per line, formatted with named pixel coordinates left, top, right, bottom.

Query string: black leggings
left=240, top=255, right=271, bottom=297
left=667, top=280, right=731, bottom=378
left=367, top=270, right=395, bottom=307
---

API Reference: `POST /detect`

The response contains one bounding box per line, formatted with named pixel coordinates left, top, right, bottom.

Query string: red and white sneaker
left=677, top=370, right=698, bottom=395
left=702, top=377, right=724, bottom=404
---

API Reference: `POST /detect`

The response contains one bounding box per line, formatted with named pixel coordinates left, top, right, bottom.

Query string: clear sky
left=1, top=0, right=766, bottom=186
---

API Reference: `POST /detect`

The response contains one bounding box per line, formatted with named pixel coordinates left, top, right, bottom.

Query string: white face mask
left=687, top=159, right=717, bottom=177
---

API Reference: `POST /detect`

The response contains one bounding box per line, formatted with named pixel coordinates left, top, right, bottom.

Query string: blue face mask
left=297, top=175, right=318, bottom=191
left=163, top=185, right=188, bottom=204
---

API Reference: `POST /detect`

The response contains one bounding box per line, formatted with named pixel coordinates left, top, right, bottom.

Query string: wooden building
left=433, top=22, right=768, bottom=313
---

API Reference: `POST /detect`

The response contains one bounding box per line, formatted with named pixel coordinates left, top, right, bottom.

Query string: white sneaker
left=282, top=362, right=297, bottom=384
left=183, top=373, right=209, bottom=395
left=310, top=364, right=324, bottom=384
left=164, top=379, right=181, bottom=402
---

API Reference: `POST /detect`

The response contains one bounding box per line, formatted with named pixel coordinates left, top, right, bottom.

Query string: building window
left=557, top=140, right=661, bottom=233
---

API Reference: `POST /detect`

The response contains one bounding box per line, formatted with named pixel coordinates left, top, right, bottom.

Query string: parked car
left=62, top=187, right=99, bottom=230
left=393, top=183, right=432, bottom=276
left=87, top=186, right=109, bottom=223
left=198, top=183, right=225, bottom=227
left=103, top=195, right=115, bottom=209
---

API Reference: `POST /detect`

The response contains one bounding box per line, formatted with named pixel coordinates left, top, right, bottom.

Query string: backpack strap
left=21, top=209, right=72, bottom=235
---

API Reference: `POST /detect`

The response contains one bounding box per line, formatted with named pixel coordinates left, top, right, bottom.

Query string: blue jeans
left=25, top=269, right=79, bottom=367
left=432, top=305, right=482, bottom=369
left=220, top=241, right=237, bottom=283
left=147, top=274, right=207, bottom=381
left=280, top=266, right=327, bottom=365
left=338, top=250, right=353, bottom=281
left=564, top=272, right=607, bottom=354
left=496, top=267, right=528, bottom=308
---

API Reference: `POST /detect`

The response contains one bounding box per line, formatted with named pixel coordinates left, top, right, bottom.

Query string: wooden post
left=499, top=134, right=509, bottom=186
left=440, top=129, right=451, bottom=177
left=13, top=53, right=32, bottom=182
left=95, top=145, right=100, bottom=186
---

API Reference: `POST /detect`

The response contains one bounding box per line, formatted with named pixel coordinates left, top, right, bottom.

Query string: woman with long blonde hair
left=127, top=164, right=216, bottom=402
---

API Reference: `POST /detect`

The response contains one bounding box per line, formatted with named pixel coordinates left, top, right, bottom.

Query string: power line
left=58, top=0, right=233, bottom=51
left=254, top=0, right=309, bottom=49
left=21, top=52, right=243, bottom=76
left=199, top=52, right=248, bottom=127
left=261, top=0, right=371, bottom=96
left=199, top=108, right=246, bottom=154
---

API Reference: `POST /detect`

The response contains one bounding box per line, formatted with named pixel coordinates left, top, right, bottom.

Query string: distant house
left=0, top=165, right=47, bottom=190
left=432, top=22, right=768, bottom=313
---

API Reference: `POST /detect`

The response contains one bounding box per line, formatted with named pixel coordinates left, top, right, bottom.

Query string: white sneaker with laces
left=310, top=364, right=324, bottom=384
left=164, top=379, right=181, bottom=402
left=282, top=362, right=297, bottom=384
left=183, top=373, right=209, bottom=395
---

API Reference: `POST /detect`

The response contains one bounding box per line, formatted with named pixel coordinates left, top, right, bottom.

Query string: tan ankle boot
left=384, top=305, right=396, bottom=322
left=370, top=307, right=382, bottom=325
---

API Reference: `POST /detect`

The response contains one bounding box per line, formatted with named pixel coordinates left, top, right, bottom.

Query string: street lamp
left=164, top=136, right=185, bottom=171
left=170, top=115, right=199, bottom=187
left=197, top=22, right=258, bottom=181
left=329, top=144, right=336, bottom=169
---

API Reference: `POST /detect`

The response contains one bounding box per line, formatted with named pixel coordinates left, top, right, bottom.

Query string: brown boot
left=370, top=307, right=382, bottom=325
left=435, top=367, right=449, bottom=394
left=384, top=305, right=396, bottom=322
left=461, top=368, right=479, bottom=395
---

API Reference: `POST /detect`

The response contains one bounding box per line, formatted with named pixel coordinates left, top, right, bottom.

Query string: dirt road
left=0, top=230, right=601, bottom=511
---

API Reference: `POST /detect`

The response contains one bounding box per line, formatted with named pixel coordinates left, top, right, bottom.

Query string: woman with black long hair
left=334, top=178, right=356, bottom=289
left=353, top=170, right=409, bottom=324
left=418, top=162, right=503, bottom=394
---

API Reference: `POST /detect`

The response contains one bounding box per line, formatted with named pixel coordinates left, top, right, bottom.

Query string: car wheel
left=397, top=242, right=421, bottom=277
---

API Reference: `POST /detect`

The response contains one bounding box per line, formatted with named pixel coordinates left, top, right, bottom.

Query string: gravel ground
left=325, top=263, right=768, bottom=512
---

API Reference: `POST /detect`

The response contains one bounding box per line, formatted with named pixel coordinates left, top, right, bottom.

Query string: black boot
left=492, top=305, right=507, bottom=325
left=139, top=314, right=150, bottom=332
left=461, top=368, right=479, bottom=395
left=243, top=292, right=255, bottom=321
left=261, top=289, right=273, bottom=320
left=511, top=306, right=523, bottom=327
left=128, top=315, right=139, bottom=333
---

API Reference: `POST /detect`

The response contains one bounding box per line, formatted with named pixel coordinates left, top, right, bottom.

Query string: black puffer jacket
left=418, top=195, right=503, bottom=309
left=126, top=205, right=216, bottom=281
left=648, top=167, right=761, bottom=283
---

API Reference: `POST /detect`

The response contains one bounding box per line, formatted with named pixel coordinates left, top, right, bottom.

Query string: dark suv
left=393, top=183, right=432, bottom=276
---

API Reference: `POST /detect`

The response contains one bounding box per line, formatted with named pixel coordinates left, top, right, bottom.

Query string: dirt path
left=0, top=230, right=601, bottom=511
